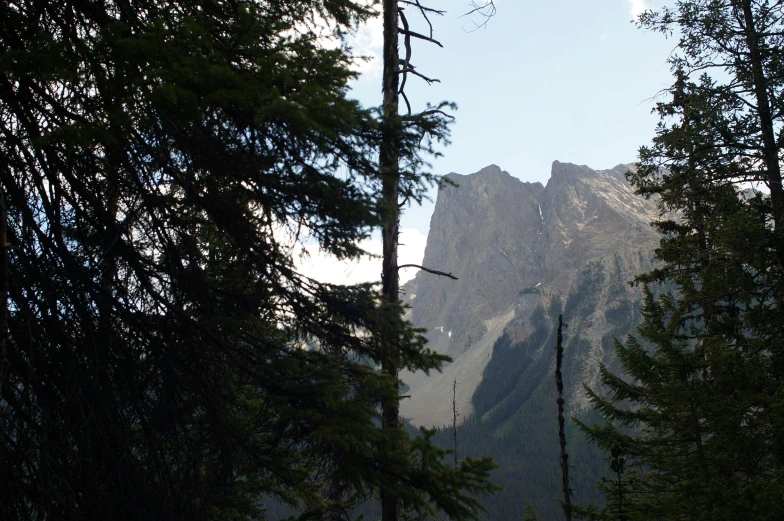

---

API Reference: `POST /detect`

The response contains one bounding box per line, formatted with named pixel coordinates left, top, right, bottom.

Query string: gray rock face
left=409, top=165, right=544, bottom=358
left=400, top=161, right=660, bottom=428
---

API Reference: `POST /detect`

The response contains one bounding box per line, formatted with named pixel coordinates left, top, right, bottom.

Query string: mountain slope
left=401, top=162, right=659, bottom=429
left=399, top=161, right=662, bottom=520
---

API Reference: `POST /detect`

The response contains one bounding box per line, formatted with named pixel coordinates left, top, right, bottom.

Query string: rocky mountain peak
left=550, top=160, right=595, bottom=179
left=400, top=161, right=660, bottom=428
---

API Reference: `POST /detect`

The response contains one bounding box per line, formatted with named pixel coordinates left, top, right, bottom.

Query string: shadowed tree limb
left=398, top=264, right=458, bottom=280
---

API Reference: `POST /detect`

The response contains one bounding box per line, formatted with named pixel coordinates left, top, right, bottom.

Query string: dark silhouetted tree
left=0, top=1, right=497, bottom=520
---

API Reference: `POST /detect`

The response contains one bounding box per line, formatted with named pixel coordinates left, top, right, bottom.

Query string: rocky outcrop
left=400, top=161, right=660, bottom=428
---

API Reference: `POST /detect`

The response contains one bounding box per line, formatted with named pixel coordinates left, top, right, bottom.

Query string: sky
left=299, top=0, right=678, bottom=285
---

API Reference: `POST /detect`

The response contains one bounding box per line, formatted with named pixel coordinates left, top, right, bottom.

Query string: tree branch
left=400, top=88, right=412, bottom=115
left=398, top=28, right=444, bottom=47
left=398, top=0, right=445, bottom=17
left=398, top=264, right=458, bottom=280
left=399, top=0, right=442, bottom=39
left=400, top=108, right=454, bottom=121
left=398, top=8, right=413, bottom=110
left=460, top=1, right=496, bottom=32
left=398, top=66, right=440, bottom=84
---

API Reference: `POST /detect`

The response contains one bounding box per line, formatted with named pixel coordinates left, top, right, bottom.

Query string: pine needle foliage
left=577, top=1, right=784, bottom=519
left=0, top=1, right=496, bottom=520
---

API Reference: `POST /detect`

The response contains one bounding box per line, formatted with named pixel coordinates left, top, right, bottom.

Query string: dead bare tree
left=453, top=378, right=458, bottom=469
left=379, top=2, right=450, bottom=521
left=379, top=3, right=402, bottom=521
left=555, top=314, right=572, bottom=521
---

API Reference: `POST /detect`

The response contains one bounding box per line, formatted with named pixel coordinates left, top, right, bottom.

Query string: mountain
left=400, top=162, right=661, bottom=520
left=401, top=161, right=659, bottom=427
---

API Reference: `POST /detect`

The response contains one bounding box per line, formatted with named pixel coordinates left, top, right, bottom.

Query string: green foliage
left=472, top=320, right=552, bottom=428
left=578, top=2, right=784, bottom=519
left=0, top=1, right=494, bottom=520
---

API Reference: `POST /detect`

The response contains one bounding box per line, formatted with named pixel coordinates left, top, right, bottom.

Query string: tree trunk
left=380, top=1, right=400, bottom=521
left=453, top=378, right=458, bottom=469
left=738, top=0, right=784, bottom=264
left=555, top=315, right=572, bottom=521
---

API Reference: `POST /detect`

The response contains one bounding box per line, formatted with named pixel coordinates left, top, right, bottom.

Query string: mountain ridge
left=401, top=160, right=660, bottom=428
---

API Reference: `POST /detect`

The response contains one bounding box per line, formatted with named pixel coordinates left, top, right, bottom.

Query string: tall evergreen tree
left=374, top=3, right=496, bottom=521
left=0, top=1, right=497, bottom=520
left=577, top=1, right=784, bottom=518
left=638, top=0, right=784, bottom=264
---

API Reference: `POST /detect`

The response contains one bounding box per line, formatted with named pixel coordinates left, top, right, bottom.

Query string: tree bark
left=739, top=0, right=784, bottom=264
left=380, top=1, right=400, bottom=521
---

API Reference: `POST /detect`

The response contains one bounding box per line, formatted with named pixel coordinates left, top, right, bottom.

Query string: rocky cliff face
left=400, top=162, right=660, bottom=428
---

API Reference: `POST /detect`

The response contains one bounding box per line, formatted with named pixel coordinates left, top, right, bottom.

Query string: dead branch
left=398, top=28, right=444, bottom=47
left=398, top=66, right=440, bottom=84
left=400, top=90, right=412, bottom=115
left=461, top=0, right=496, bottom=19
left=398, top=0, right=445, bottom=18
left=460, top=1, right=497, bottom=32
left=395, top=2, right=443, bottom=101
left=398, top=264, right=458, bottom=280
left=453, top=378, right=458, bottom=469
left=398, top=8, right=413, bottom=113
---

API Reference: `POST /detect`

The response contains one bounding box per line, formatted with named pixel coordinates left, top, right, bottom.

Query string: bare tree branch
left=401, top=90, right=412, bottom=115
left=398, top=0, right=445, bottom=17
left=398, top=28, right=444, bottom=47
left=398, top=66, right=440, bottom=84
left=460, top=1, right=497, bottom=32
left=398, top=264, right=458, bottom=279
left=399, top=0, right=443, bottom=39
left=398, top=8, right=413, bottom=110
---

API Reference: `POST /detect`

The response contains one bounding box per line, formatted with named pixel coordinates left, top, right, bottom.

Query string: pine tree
left=577, top=2, right=784, bottom=517
left=0, top=1, right=497, bottom=520
left=637, top=0, right=784, bottom=265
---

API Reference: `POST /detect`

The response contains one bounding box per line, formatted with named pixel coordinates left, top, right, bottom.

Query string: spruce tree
left=0, top=1, right=497, bottom=520
left=577, top=2, right=784, bottom=516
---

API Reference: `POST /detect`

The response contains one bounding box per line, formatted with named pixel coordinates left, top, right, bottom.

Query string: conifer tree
left=375, top=3, right=497, bottom=521
left=0, top=1, right=497, bottom=520
left=578, top=2, right=784, bottom=518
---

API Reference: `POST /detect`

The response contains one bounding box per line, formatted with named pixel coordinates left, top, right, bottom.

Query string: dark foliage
left=578, top=2, right=784, bottom=519
left=0, top=1, right=497, bottom=520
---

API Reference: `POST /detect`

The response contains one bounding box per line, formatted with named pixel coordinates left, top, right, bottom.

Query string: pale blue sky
left=347, top=0, right=677, bottom=235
